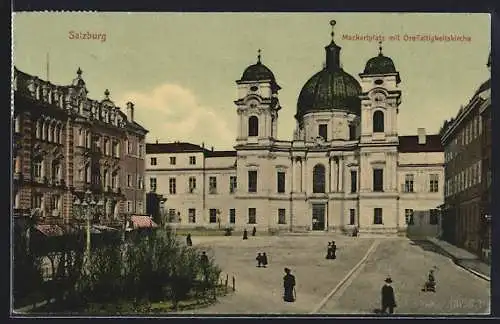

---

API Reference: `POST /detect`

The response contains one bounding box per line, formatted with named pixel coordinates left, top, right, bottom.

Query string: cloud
left=119, top=84, right=235, bottom=150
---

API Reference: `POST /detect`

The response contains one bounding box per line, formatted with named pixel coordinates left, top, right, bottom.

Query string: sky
left=13, top=12, right=490, bottom=150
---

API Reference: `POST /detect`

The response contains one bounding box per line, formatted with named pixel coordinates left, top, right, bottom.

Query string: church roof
left=398, top=135, right=443, bottom=153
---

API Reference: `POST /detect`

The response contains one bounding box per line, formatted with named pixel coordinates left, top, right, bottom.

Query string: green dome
left=240, top=61, right=276, bottom=82
left=296, top=68, right=362, bottom=121
left=363, top=53, right=397, bottom=75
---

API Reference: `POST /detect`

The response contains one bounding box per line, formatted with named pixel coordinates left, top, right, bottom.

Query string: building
left=145, top=22, right=444, bottom=235
left=12, top=67, right=148, bottom=233
left=440, top=53, right=491, bottom=261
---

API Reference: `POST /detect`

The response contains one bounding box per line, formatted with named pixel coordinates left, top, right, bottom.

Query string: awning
left=130, top=215, right=158, bottom=229
left=35, top=224, right=65, bottom=237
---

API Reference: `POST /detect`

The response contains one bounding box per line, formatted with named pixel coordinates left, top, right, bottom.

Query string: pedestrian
left=262, top=252, right=268, bottom=267
left=352, top=227, right=358, bottom=237
left=252, top=226, right=257, bottom=236
left=326, top=242, right=333, bottom=259
left=422, top=269, right=436, bottom=292
left=283, top=267, right=296, bottom=302
left=331, top=241, right=337, bottom=259
left=256, top=253, right=263, bottom=267
left=186, top=233, right=192, bottom=246
left=381, top=277, right=397, bottom=315
left=243, top=228, right=248, bottom=240
left=200, top=251, right=209, bottom=281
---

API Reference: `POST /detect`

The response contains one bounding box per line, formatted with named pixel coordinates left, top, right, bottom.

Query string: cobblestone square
left=178, top=235, right=490, bottom=315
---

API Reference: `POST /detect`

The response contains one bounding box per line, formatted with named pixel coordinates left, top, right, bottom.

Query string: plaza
left=178, top=234, right=490, bottom=315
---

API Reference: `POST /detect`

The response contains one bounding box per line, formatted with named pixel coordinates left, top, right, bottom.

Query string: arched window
left=373, top=110, right=384, bottom=133
left=313, top=164, right=326, bottom=193
left=248, top=116, right=259, bottom=137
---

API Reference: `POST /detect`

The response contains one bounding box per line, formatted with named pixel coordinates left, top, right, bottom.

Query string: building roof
left=398, top=135, right=443, bottom=153
left=205, top=150, right=237, bottom=158
left=146, top=142, right=206, bottom=154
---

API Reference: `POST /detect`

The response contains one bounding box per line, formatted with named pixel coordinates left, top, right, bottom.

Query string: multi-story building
left=145, top=22, right=444, bottom=235
left=440, top=53, right=491, bottom=260
left=12, top=67, right=148, bottom=232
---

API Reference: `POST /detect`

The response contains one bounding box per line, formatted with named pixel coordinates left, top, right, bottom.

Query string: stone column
left=302, top=157, right=307, bottom=193
left=338, top=156, right=344, bottom=192
left=329, top=157, right=335, bottom=192
left=291, top=157, right=296, bottom=192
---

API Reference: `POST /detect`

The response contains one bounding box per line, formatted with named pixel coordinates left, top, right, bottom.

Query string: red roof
left=398, top=135, right=443, bottom=153
left=131, top=215, right=158, bottom=229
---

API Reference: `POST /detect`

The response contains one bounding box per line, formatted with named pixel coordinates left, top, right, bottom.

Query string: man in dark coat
left=422, top=269, right=436, bottom=292
left=243, top=228, right=248, bottom=240
left=283, top=267, right=296, bottom=302
left=252, top=226, right=257, bottom=236
left=381, top=277, right=396, bottom=314
left=331, top=241, right=337, bottom=259
left=326, top=242, right=333, bottom=259
left=256, top=253, right=263, bottom=267
left=200, top=251, right=209, bottom=281
left=186, top=233, right=192, bottom=246
left=262, top=252, right=268, bottom=267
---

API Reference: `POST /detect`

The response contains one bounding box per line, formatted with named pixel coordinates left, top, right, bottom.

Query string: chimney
left=201, top=142, right=205, bottom=149
left=417, top=128, right=426, bottom=145
left=155, top=138, right=159, bottom=144
left=211, top=146, right=214, bottom=152
left=126, top=102, right=134, bottom=122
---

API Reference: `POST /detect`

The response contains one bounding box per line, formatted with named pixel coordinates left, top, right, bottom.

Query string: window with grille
left=169, top=156, right=176, bottom=165
left=209, top=209, right=217, bottom=223
left=150, top=177, right=157, bottom=192
left=229, top=176, right=237, bottom=194
left=248, top=208, right=256, bottom=224
left=278, top=208, right=286, bottom=224
left=169, top=178, right=176, bottom=194
left=150, top=157, right=157, bottom=166
left=189, top=177, right=196, bottom=192
left=188, top=208, right=196, bottom=223
left=404, top=174, right=414, bottom=192
left=209, top=176, right=217, bottom=193
left=189, top=156, right=196, bottom=165
left=429, top=174, right=439, bottom=193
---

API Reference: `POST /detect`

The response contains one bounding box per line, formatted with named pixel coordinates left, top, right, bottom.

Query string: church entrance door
left=312, top=203, right=325, bottom=231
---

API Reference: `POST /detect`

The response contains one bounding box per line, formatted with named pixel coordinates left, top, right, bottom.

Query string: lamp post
left=73, top=189, right=104, bottom=264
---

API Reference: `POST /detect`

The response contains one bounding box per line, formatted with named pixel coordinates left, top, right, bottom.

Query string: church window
left=277, top=171, right=286, bottom=193
left=373, top=110, right=384, bottom=133
left=248, top=170, right=258, bottom=193
left=373, top=168, right=383, bottom=192
left=318, top=124, right=328, bottom=140
left=349, top=124, right=356, bottom=140
left=313, top=164, right=326, bottom=193
left=350, top=170, right=357, bottom=193
left=248, top=116, right=259, bottom=137
left=373, top=208, right=383, bottom=224
left=248, top=208, right=256, bottom=224
left=278, top=209, right=286, bottom=224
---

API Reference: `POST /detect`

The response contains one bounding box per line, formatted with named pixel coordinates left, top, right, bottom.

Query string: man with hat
left=381, top=276, right=397, bottom=314
left=283, top=267, right=296, bottom=302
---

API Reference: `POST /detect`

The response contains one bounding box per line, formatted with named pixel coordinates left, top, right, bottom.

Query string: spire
left=104, top=89, right=110, bottom=99
left=324, top=19, right=341, bottom=71
left=378, top=41, right=383, bottom=56
left=257, top=49, right=262, bottom=64
left=77, top=67, right=83, bottom=77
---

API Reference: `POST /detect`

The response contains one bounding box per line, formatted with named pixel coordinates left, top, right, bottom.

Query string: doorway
left=312, top=204, right=326, bottom=231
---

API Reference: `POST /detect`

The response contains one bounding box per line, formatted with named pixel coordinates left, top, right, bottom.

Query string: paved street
left=177, top=235, right=490, bottom=315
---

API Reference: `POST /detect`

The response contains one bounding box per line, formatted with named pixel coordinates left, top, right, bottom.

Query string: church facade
left=146, top=22, right=444, bottom=235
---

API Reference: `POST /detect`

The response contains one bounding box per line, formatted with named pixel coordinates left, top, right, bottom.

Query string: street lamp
left=73, top=190, right=104, bottom=262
